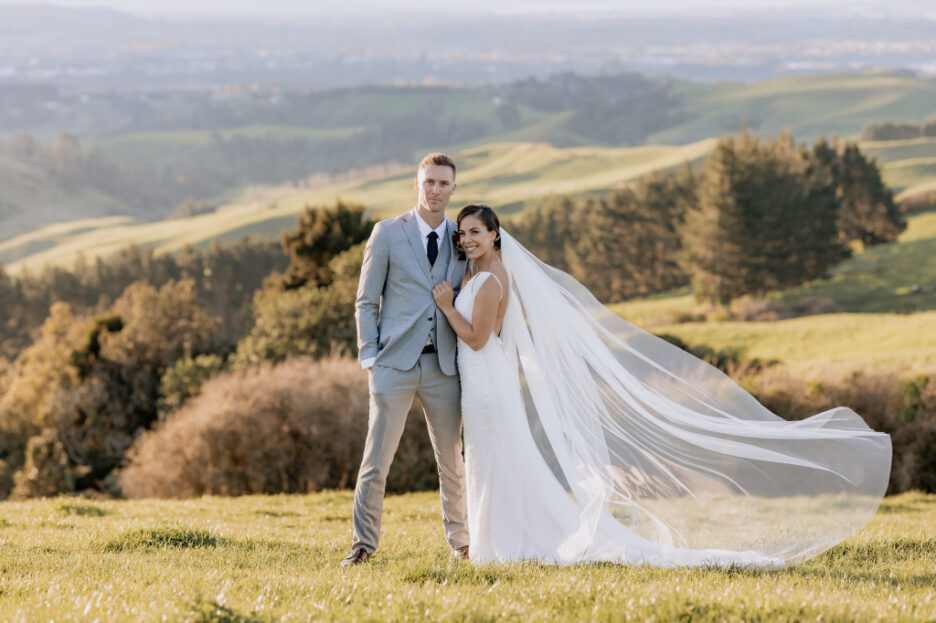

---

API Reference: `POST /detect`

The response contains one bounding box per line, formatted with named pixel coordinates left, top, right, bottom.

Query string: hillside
left=4, top=132, right=936, bottom=276
left=610, top=210, right=936, bottom=371
left=3, top=70, right=936, bottom=242
left=651, top=72, right=936, bottom=145
left=0, top=139, right=716, bottom=272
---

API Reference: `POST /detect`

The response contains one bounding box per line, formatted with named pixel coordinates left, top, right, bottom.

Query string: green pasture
left=650, top=311, right=936, bottom=371
left=879, top=157, right=936, bottom=194
left=861, top=136, right=936, bottom=163
left=652, top=71, right=936, bottom=144
left=0, top=490, right=931, bottom=622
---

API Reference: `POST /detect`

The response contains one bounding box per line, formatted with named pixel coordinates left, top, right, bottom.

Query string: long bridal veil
left=497, top=228, right=891, bottom=567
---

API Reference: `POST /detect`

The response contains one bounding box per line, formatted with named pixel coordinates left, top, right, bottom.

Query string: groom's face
left=415, top=164, right=456, bottom=216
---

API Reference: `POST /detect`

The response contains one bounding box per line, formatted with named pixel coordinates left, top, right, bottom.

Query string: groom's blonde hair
left=418, top=152, right=456, bottom=179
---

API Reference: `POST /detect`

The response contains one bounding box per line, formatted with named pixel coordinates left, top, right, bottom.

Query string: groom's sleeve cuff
left=360, top=357, right=376, bottom=369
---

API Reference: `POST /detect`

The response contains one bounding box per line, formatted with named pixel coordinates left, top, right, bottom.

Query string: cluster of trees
left=0, top=237, right=288, bottom=363
left=0, top=201, right=372, bottom=498
left=497, top=73, right=690, bottom=145
left=511, top=131, right=905, bottom=305
left=860, top=119, right=936, bottom=141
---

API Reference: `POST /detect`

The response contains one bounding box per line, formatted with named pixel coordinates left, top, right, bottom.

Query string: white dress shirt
left=361, top=207, right=447, bottom=369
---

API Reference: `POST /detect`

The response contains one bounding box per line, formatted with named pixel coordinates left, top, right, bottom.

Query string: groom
left=341, top=152, right=469, bottom=566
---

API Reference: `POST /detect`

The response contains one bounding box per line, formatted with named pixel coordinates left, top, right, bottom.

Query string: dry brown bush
left=789, top=297, right=843, bottom=317
left=118, top=356, right=438, bottom=498
left=729, top=295, right=794, bottom=322
left=741, top=363, right=936, bottom=493
left=897, top=187, right=936, bottom=214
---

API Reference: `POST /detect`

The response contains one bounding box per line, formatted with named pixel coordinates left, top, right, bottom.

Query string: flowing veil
left=496, top=228, right=891, bottom=566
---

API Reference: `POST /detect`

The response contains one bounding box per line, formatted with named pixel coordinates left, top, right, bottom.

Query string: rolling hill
left=0, top=139, right=717, bottom=272
left=3, top=70, right=936, bottom=249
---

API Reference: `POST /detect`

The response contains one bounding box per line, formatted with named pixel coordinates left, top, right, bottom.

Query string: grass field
left=652, top=71, right=936, bottom=145
left=649, top=311, right=936, bottom=371
left=0, top=490, right=931, bottom=622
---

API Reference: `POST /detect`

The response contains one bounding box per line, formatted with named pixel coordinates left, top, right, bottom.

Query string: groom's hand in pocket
left=432, top=281, right=454, bottom=311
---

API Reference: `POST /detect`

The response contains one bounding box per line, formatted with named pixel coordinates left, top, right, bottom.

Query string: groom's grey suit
left=352, top=209, right=468, bottom=554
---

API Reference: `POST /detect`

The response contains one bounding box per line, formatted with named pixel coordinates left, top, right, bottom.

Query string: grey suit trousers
left=352, top=353, right=468, bottom=553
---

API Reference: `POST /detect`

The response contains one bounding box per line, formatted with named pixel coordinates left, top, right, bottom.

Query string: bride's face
left=458, top=214, right=497, bottom=260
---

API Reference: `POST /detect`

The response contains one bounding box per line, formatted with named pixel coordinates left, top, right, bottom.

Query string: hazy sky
left=2, top=0, right=935, bottom=19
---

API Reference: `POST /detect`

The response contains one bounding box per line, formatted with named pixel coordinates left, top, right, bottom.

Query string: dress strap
left=477, top=271, right=504, bottom=300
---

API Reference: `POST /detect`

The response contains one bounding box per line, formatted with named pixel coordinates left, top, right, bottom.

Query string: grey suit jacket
left=355, top=211, right=466, bottom=376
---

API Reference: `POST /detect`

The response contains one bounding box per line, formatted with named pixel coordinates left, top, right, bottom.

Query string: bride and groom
left=342, top=152, right=892, bottom=568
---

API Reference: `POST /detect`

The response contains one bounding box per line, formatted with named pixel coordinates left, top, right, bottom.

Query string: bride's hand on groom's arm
left=432, top=281, right=455, bottom=311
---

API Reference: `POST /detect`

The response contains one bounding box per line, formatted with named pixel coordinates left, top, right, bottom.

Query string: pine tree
left=834, top=142, right=906, bottom=247
left=680, top=133, right=757, bottom=304
left=277, top=200, right=375, bottom=290
left=681, top=131, right=848, bottom=304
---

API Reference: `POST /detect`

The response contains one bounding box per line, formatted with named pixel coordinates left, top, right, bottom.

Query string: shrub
left=230, top=243, right=362, bottom=369
left=729, top=295, right=793, bottom=322
left=118, top=356, right=438, bottom=498
left=789, top=296, right=842, bottom=317
left=896, top=188, right=936, bottom=214
left=741, top=363, right=936, bottom=493
left=157, top=354, right=225, bottom=419
left=11, top=428, right=78, bottom=499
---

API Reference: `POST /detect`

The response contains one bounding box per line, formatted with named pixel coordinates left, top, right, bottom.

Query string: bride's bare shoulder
left=485, top=265, right=509, bottom=300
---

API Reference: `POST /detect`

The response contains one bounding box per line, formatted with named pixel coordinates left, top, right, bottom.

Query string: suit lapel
left=403, top=212, right=433, bottom=283
left=445, top=219, right=464, bottom=285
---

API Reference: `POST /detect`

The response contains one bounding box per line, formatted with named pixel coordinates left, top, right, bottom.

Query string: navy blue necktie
left=427, top=231, right=439, bottom=266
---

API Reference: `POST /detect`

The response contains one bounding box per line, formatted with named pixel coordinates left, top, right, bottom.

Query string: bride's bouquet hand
left=432, top=281, right=455, bottom=311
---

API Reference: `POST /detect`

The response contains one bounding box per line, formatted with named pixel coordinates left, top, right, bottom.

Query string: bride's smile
left=458, top=214, right=498, bottom=263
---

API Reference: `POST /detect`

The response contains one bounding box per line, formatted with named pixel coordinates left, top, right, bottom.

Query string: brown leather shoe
left=340, top=547, right=371, bottom=567
left=452, top=544, right=470, bottom=561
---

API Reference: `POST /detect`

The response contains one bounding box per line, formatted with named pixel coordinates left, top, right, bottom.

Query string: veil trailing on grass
left=497, top=228, right=891, bottom=566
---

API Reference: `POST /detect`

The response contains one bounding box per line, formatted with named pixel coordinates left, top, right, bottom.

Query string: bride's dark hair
left=456, top=203, right=501, bottom=260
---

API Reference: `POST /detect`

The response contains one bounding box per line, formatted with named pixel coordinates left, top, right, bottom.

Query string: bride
left=431, top=203, right=891, bottom=568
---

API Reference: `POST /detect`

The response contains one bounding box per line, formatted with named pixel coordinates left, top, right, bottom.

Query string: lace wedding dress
left=454, top=232, right=891, bottom=568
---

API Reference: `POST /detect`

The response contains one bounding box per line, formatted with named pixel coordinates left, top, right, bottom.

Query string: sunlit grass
left=649, top=311, right=936, bottom=371
left=0, top=491, right=932, bottom=622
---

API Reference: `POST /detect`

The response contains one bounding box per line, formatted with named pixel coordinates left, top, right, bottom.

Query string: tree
left=508, top=195, right=579, bottom=273
left=681, top=131, right=848, bottom=304
left=833, top=142, right=905, bottom=247
left=0, top=263, right=30, bottom=360
left=0, top=280, right=221, bottom=498
left=276, top=200, right=375, bottom=290
left=231, top=243, right=363, bottom=368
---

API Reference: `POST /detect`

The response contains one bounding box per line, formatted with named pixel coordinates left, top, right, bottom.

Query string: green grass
left=775, top=211, right=936, bottom=314
left=879, top=157, right=936, bottom=193
left=0, top=490, right=932, bottom=622
left=652, top=71, right=936, bottom=144
left=860, top=136, right=936, bottom=164
left=649, top=311, right=936, bottom=371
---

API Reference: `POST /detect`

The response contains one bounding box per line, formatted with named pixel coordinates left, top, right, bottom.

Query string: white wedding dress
left=453, top=231, right=891, bottom=568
